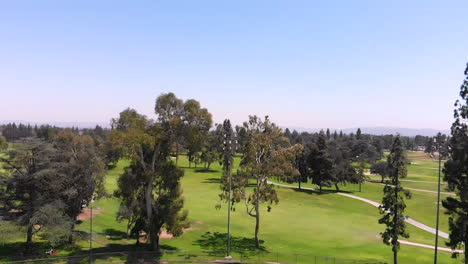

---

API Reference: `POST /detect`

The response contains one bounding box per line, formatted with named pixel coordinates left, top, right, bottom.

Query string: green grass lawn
left=0, top=151, right=462, bottom=264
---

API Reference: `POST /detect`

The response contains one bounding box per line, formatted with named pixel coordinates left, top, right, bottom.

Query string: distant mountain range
left=0, top=121, right=449, bottom=137
left=283, top=126, right=450, bottom=137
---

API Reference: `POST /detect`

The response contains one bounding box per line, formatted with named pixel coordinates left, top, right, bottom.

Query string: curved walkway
left=267, top=181, right=462, bottom=253
left=371, top=182, right=455, bottom=196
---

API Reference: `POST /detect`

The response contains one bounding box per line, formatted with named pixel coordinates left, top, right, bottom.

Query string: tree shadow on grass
left=64, top=243, right=179, bottom=264
left=102, top=228, right=129, bottom=241
left=195, top=169, right=219, bottom=173
left=291, top=187, right=353, bottom=195
left=193, top=231, right=267, bottom=258
left=203, top=178, right=221, bottom=184
left=0, top=241, right=50, bottom=261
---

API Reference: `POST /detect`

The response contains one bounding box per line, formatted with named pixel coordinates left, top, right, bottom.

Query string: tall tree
left=309, top=131, right=333, bottom=192
left=53, top=130, right=107, bottom=243
left=228, top=116, right=302, bottom=248
left=356, top=128, right=362, bottom=140
left=155, top=92, right=184, bottom=164
left=442, top=63, right=468, bottom=263
left=1, top=138, right=72, bottom=246
left=111, top=103, right=189, bottom=250
left=182, top=99, right=213, bottom=167
left=378, top=136, right=411, bottom=264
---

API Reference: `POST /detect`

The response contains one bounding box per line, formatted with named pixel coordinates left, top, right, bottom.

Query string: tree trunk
left=146, top=180, right=153, bottom=221
left=68, top=221, right=76, bottom=244
left=393, top=249, right=398, bottom=264
left=335, top=183, right=340, bottom=192
left=381, top=175, right=384, bottom=183
left=254, top=177, right=261, bottom=248
left=145, top=178, right=154, bottom=250
left=319, top=184, right=322, bottom=193
left=26, top=224, right=33, bottom=244
left=298, top=180, right=301, bottom=190
left=149, top=228, right=160, bottom=251
left=254, top=203, right=260, bottom=248
left=175, top=143, right=179, bottom=165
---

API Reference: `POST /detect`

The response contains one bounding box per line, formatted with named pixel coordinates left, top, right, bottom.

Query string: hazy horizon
left=1, top=1, right=467, bottom=130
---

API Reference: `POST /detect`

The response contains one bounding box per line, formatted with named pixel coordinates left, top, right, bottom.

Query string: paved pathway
left=268, top=181, right=449, bottom=239
left=371, top=182, right=455, bottom=196
left=367, top=177, right=445, bottom=184
left=399, top=240, right=463, bottom=253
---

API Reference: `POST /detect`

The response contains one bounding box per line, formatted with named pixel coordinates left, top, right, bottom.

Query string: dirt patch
left=77, top=208, right=103, bottom=221
left=160, top=227, right=196, bottom=239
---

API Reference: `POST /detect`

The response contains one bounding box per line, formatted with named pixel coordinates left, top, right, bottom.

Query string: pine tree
left=378, top=136, right=411, bottom=264
left=442, top=63, right=468, bottom=263
left=309, top=131, right=333, bottom=192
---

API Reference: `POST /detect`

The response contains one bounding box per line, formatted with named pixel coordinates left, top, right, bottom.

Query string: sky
left=0, top=1, right=467, bottom=130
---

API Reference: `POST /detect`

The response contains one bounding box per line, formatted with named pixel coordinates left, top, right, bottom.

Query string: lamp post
left=89, top=196, right=95, bottom=264
left=434, top=134, right=443, bottom=264
left=223, top=126, right=236, bottom=259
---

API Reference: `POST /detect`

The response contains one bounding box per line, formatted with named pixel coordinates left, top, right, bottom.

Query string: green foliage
left=379, top=136, right=411, bottom=264
left=442, top=63, right=468, bottom=260
left=111, top=94, right=194, bottom=250
left=2, top=138, right=71, bottom=245
left=0, top=136, right=7, bottom=151
left=228, top=115, right=302, bottom=248
left=371, top=161, right=388, bottom=183
left=308, top=131, right=334, bottom=192
left=30, top=202, right=72, bottom=246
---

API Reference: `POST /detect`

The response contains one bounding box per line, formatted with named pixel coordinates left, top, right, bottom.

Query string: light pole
left=434, top=134, right=443, bottom=264
left=222, top=123, right=236, bottom=259
left=89, top=196, right=95, bottom=264
left=223, top=135, right=232, bottom=259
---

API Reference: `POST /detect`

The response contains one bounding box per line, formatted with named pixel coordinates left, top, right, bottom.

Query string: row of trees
left=1, top=123, right=65, bottom=141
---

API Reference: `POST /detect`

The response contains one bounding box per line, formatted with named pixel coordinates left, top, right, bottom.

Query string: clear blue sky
left=1, top=1, right=467, bottom=130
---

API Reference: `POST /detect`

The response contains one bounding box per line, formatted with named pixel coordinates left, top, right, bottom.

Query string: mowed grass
left=161, top=156, right=457, bottom=263
left=1, top=151, right=460, bottom=263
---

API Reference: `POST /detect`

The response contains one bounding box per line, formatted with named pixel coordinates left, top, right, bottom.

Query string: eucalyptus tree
left=183, top=99, right=213, bottom=167
left=442, top=63, right=468, bottom=263
left=155, top=92, right=184, bottom=164
left=111, top=102, right=189, bottom=250
left=379, top=136, right=411, bottom=264
left=229, top=116, right=302, bottom=248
